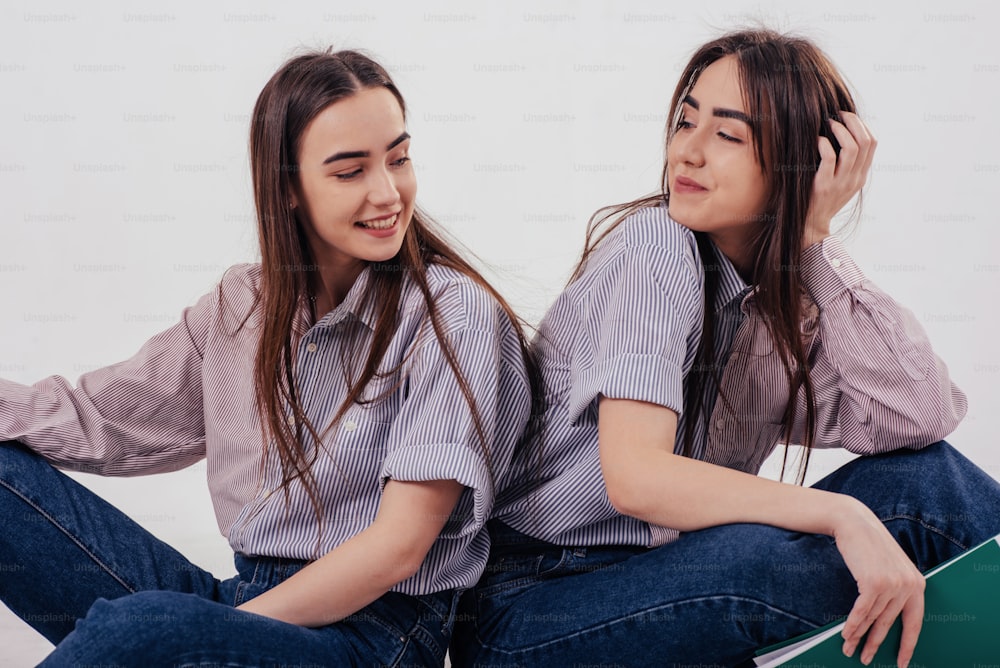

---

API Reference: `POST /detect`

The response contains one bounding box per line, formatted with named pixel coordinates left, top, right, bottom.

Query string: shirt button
left=830, top=258, right=842, bottom=268
left=305, top=343, right=317, bottom=353
left=343, top=420, right=357, bottom=432
left=715, top=419, right=725, bottom=430
left=286, top=415, right=296, bottom=426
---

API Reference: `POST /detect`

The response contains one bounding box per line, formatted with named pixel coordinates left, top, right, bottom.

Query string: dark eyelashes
left=333, top=156, right=410, bottom=180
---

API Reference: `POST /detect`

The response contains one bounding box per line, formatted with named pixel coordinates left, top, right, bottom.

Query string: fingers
left=859, top=599, right=903, bottom=665
left=895, top=593, right=925, bottom=668
left=827, top=111, right=877, bottom=189
left=841, top=590, right=888, bottom=659
left=842, top=575, right=924, bottom=666
left=815, top=135, right=837, bottom=188
left=842, top=111, right=878, bottom=180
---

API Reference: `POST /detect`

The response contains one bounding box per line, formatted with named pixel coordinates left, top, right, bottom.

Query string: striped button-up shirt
left=0, top=263, right=532, bottom=594
left=495, top=204, right=965, bottom=547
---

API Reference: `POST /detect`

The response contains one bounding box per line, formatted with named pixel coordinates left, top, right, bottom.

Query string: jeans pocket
left=233, top=580, right=267, bottom=607
left=535, top=548, right=573, bottom=578
left=476, top=554, right=545, bottom=599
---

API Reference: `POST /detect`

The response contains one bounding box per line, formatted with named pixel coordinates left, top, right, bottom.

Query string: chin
left=666, top=205, right=699, bottom=232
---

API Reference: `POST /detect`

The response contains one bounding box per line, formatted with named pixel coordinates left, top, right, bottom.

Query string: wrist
left=802, top=230, right=830, bottom=250
left=826, top=493, right=876, bottom=539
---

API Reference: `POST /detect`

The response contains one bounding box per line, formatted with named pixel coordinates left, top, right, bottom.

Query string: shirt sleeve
left=379, top=282, right=531, bottom=541
left=0, top=289, right=216, bottom=475
left=567, top=242, right=703, bottom=424
left=792, top=236, right=967, bottom=453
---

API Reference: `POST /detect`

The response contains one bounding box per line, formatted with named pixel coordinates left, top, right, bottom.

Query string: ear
left=289, top=190, right=298, bottom=209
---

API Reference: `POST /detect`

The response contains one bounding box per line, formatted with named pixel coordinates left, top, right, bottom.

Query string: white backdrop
left=1, top=0, right=998, bottom=662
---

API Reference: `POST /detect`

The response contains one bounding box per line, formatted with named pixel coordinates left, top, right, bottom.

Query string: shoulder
left=218, top=262, right=261, bottom=296
left=613, top=204, right=699, bottom=255
left=207, top=263, right=261, bottom=327
left=581, top=205, right=702, bottom=286
left=406, top=264, right=506, bottom=334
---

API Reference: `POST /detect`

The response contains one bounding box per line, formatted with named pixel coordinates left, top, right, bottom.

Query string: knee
left=58, top=592, right=206, bottom=660
left=0, top=441, right=43, bottom=480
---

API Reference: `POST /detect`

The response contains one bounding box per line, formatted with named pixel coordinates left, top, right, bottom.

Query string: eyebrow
left=322, top=132, right=411, bottom=165
left=683, top=95, right=752, bottom=125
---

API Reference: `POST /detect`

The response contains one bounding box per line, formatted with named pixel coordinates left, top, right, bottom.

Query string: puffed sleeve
left=567, top=218, right=704, bottom=425
left=792, top=236, right=966, bottom=453
left=0, top=287, right=217, bottom=475
left=379, top=279, right=531, bottom=541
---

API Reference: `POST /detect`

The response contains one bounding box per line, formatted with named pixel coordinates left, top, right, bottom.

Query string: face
left=666, top=55, right=769, bottom=254
left=294, top=87, right=415, bottom=277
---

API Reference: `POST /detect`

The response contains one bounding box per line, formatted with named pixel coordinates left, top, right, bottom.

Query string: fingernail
left=861, top=652, right=872, bottom=665
left=842, top=641, right=853, bottom=657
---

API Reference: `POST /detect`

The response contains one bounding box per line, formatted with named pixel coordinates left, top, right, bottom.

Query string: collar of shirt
left=292, top=265, right=378, bottom=336
left=703, top=241, right=751, bottom=315
left=708, top=242, right=821, bottom=341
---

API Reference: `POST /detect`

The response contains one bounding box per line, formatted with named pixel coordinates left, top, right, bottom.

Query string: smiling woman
left=450, top=28, right=1000, bottom=668
left=293, top=88, right=417, bottom=311
left=0, top=49, right=538, bottom=666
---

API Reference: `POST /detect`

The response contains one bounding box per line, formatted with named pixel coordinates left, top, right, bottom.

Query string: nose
left=671, top=126, right=705, bottom=168
left=367, top=165, right=401, bottom=207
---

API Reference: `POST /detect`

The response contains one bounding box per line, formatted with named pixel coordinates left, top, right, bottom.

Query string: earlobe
left=289, top=191, right=298, bottom=209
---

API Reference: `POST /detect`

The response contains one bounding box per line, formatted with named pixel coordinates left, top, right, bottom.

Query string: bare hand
left=804, top=111, right=877, bottom=249
left=833, top=499, right=925, bottom=668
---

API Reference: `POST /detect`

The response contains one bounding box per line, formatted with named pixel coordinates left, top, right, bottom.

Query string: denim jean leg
left=809, top=440, right=1000, bottom=570
left=462, top=522, right=855, bottom=667
left=40, top=587, right=459, bottom=667
left=0, top=441, right=220, bottom=643
left=462, top=443, right=1000, bottom=667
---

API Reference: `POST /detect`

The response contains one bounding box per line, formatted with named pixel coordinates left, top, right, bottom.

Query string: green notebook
left=754, top=534, right=1000, bottom=667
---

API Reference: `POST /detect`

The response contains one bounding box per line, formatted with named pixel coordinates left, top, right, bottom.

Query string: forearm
left=236, top=478, right=462, bottom=628
left=236, top=523, right=416, bottom=627
left=600, top=397, right=866, bottom=537
left=799, top=237, right=966, bottom=450
left=612, top=444, right=862, bottom=536
left=0, top=374, right=205, bottom=475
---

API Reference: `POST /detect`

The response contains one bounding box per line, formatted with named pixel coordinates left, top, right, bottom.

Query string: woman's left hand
left=803, top=111, right=877, bottom=249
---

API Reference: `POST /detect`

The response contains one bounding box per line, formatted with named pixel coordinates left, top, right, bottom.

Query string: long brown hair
left=573, top=29, right=858, bottom=483
left=246, top=49, right=539, bottom=545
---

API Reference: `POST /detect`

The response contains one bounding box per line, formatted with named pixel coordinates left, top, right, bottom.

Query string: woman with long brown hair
left=0, top=50, right=535, bottom=666
left=451, top=29, right=1000, bottom=667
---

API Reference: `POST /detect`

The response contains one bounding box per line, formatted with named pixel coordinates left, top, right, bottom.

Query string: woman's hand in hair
left=803, top=112, right=877, bottom=249
left=833, top=497, right=925, bottom=668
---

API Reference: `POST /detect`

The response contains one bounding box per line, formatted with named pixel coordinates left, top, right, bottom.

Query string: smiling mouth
left=674, top=176, right=706, bottom=191
left=356, top=214, right=398, bottom=230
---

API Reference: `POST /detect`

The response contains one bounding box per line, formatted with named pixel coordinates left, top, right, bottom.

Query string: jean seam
left=476, top=575, right=539, bottom=599
left=386, top=635, right=412, bottom=668
left=0, top=478, right=136, bottom=595
left=880, top=513, right=970, bottom=551
left=475, top=594, right=819, bottom=655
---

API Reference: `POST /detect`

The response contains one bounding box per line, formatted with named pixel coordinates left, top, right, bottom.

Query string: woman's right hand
left=803, top=111, right=876, bottom=249
left=832, top=497, right=925, bottom=668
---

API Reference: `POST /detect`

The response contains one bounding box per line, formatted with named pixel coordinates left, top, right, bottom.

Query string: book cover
left=754, top=534, right=1000, bottom=667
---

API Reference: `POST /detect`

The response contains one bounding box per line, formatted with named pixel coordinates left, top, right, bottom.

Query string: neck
left=708, top=232, right=754, bottom=284
left=311, top=260, right=365, bottom=319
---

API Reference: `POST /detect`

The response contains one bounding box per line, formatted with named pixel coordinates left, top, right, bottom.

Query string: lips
left=673, top=175, right=707, bottom=192
left=356, top=213, right=398, bottom=230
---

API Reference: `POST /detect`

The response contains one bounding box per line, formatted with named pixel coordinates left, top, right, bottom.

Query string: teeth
left=358, top=214, right=397, bottom=230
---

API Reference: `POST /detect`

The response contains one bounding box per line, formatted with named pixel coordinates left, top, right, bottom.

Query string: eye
left=333, top=168, right=362, bottom=181
left=390, top=156, right=411, bottom=168
left=676, top=118, right=695, bottom=130
left=717, top=131, right=743, bottom=144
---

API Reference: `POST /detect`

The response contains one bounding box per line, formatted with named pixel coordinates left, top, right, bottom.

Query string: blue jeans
left=450, top=441, right=1000, bottom=667
left=0, top=441, right=459, bottom=667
